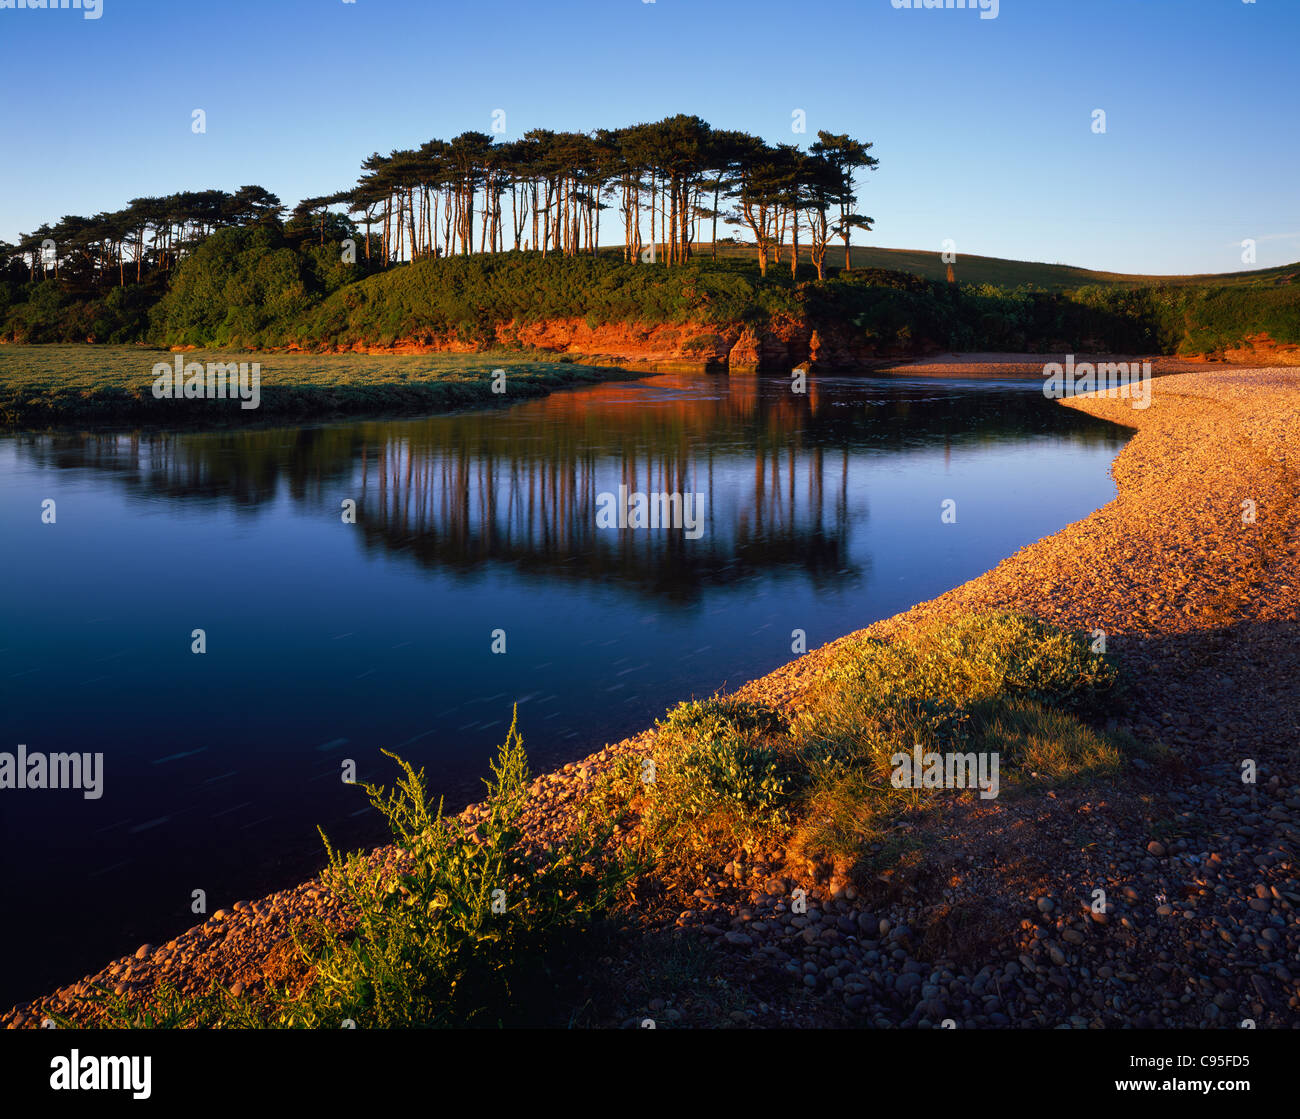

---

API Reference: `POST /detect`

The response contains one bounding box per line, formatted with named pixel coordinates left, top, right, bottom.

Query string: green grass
left=598, top=613, right=1128, bottom=878
left=0, top=343, right=640, bottom=427
left=974, top=698, right=1125, bottom=782
left=788, top=615, right=1126, bottom=870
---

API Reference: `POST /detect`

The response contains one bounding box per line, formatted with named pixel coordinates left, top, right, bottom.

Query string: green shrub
left=659, top=696, right=786, bottom=740
left=810, top=612, right=1117, bottom=717
left=633, top=697, right=794, bottom=858
left=658, top=699, right=791, bottom=817
left=269, top=711, right=637, bottom=1027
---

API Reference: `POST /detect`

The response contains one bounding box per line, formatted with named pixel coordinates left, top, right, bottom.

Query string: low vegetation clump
left=594, top=613, right=1127, bottom=880
left=642, top=698, right=795, bottom=849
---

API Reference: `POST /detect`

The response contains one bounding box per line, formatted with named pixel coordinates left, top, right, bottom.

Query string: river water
left=0, top=370, right=1130, bottom=1006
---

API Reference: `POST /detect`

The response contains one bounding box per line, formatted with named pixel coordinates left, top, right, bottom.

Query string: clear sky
left=1, top=0, right=1296, bottom=275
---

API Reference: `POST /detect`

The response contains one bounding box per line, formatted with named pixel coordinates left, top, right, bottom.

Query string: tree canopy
left=2, top=117, right=878, bottom=289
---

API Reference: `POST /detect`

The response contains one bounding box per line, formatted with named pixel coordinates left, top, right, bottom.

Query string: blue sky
left=1, top=0, right=1296, bottom=275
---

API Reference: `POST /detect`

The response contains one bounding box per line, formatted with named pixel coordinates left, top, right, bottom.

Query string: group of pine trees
left=1, top=186, right=284, bottom=289
left=1, top=114, right=878, bottom=291
left=341, top=115, right=878, bottom=278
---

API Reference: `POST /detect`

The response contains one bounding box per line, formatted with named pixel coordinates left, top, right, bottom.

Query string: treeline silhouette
left=2, top=185, right=284, bottom=287
left=342, top=116, right=877, bottom=277
left=1, top=115, right=875, bottom=288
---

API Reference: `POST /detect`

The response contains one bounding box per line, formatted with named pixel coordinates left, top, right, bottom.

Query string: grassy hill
left=271, top=251, right=1299, bottom=358
left=679, top=242, right=1300, bottom=292
left=7, top=220, right=1298, bottom=358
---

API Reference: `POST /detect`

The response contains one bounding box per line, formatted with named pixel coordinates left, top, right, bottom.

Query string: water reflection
left=11, top=375, right=1121, bottom=600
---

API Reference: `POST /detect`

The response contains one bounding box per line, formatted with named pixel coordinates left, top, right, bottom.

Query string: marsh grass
left=0, top=344, right=635, bottom=426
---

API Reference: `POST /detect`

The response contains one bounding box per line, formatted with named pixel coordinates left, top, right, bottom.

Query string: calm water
left=0, top=371, right=1129, bottom=1005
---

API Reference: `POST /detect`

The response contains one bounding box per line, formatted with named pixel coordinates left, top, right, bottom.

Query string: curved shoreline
left=6, top=365, right=1299, bottom=1029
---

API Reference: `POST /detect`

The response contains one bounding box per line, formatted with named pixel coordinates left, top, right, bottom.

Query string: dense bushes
left=151, top=226, right=376, bottom=348
left=4, top=228, right=1297, bottom=355
left=295, top=253, right=803, bottom=348
left=294, top=253, right=1300, bottom=355
left=0, top=275, right=161, bottom=344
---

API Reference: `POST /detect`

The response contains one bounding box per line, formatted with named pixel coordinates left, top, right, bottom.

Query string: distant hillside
left=694, top=242, right=1300, bottom=293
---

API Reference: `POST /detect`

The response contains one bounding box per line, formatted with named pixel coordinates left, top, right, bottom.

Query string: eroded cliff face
left=1214, top=332, right=1300, bottom=366
left=324, top=314, right=929, bottom=370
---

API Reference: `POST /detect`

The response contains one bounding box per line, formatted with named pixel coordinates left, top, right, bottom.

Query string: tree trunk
left=791, top=208, right=799, bottom=279
left=532, top=183, right=540, bottom=254
left=711, top=182, right=719, bottom=259
left=842, top=198, right=852, bottom=271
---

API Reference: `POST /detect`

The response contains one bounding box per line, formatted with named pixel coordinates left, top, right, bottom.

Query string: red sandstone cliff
left=326, top=314, right=928, bottom=371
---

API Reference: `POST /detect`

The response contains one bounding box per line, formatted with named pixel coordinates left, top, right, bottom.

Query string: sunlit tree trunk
left=648, top=171, right=656, bottom=263
left=531, top=183, right=540, bottom=254
left=790, top=207, right=799, bottom=279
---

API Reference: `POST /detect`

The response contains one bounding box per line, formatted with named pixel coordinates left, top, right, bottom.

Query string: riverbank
left=872, top=352, right=1226, bottom=377
left=6, top=365, right=1298, bottom=1029
left=0, top=345, right=646, bottom=428
left=0, top=342, right=1260, bottom=430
